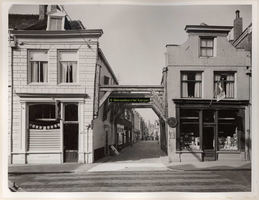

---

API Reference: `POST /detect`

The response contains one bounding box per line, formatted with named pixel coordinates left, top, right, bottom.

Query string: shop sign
left=167, top=117, right=177, bottom=128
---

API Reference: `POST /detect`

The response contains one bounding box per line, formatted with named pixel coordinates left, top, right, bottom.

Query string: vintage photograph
left=3, top=1, right=257, bottom=199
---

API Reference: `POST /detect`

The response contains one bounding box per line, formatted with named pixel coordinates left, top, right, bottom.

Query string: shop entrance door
left=203, top=126, right=216, bottom=161
left=64, top=124, right=78, bottom=162
left=63, top=104, right=79, bottom=163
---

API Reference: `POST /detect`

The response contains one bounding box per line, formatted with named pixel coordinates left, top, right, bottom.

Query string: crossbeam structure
left=94, top=84, right=167, bottom=122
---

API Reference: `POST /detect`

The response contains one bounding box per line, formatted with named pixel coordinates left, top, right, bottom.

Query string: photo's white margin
left=1, top=0, right=258, bottom=199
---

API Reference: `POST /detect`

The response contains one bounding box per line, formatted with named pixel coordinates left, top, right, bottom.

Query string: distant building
left=162, top=13, right=251, bottom=162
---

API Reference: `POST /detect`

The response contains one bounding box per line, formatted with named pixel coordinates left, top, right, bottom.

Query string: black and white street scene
left=3, top=1, right=257, bottom=199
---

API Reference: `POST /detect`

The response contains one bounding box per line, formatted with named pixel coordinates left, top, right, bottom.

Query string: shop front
left=12, top=94, right=86, bottom=164
left=174, top=99, right=249, bottom=162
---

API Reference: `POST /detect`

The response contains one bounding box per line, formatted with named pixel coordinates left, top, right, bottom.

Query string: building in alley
left=162, top=11, right=251, bottom=162
left=8, top=5, right=119, bottom=164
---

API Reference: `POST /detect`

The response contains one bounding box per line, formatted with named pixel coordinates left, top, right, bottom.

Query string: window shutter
left=28, top=129, right=60, bottom=151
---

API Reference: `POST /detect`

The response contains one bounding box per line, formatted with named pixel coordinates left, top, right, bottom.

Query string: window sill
left=26, top=151, right=62, bottom=154
left=28, top=83, right=49, bottom=86
left=199, top=56, right=215, bottom=58
left=217, top=151, right=241, bottom=154
left=176, top=150, right=203, bottom=153
left=58, top=83, right=81, bottom=86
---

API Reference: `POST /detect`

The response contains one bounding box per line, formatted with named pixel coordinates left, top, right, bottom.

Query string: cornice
left=10, top=29, right=103, bottom=38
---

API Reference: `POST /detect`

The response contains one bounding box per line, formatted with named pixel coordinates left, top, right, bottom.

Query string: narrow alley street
left=8, top=141, right=251, bottom=193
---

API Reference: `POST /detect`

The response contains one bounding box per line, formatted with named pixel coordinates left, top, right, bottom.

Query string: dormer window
left=46, top=9, right=66, bottom=31
left=49, top=17, right=63, bottom=30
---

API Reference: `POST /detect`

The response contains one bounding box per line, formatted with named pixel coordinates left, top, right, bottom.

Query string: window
left=214, top=72, right=235, bottom=98
left=180, top=109, right=200, bottom=150
left=28, top=104, right=60, bottom=151
left=28, top=50, right=48, bottom=83
left=49, top=17, right=63, bottom=30
left=218, top=110, right=239, bottom=151
left=181, top=72, right=202, bottom=98
left=200, top=37, right=214, bottom=57
left=58, top=51, right=78, bottom=83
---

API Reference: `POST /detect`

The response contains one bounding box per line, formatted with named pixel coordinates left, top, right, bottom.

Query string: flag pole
left=210, top=80, right=220, bottom=106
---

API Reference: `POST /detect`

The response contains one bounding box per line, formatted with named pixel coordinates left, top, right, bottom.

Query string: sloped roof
left=9, top=14, right=40, bottom=30
left=9, top=14, right=85, bottom=30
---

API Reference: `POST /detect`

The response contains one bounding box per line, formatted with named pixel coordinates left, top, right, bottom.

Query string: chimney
left=234, top=10, right=243, bottom=40
left=39, top=5, right=47, bottom=20
left=51, top=5, right=57, bottom=11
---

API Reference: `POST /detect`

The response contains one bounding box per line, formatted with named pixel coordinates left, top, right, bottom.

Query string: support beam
left=99, top=91, right=111, bottom=109
left=151, top=90, right=164, bottom=115
left=93, top=64, right=101, bottom=118
left=110, top=93, right=163, bottom=98
left=100, top=85, right=164, bottom=92
left=152, top=104, right=167, bottom=122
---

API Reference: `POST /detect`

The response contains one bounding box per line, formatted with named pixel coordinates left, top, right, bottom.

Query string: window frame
left=58, top=50, right=79, bottom=84
left=47, top=15, right=65, bottom=31
left=181, top=71, right=203, bottom=98
left=214, top=71, right=236, bottom=99
left=27, top=49, right=49, bottom=84
left=199, top=37, right=215, bottom=58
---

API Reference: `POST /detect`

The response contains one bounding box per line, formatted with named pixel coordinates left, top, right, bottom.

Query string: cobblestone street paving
left=8, top=141, right=251, bottom=193
left=9, top=170, right=251, bottom=192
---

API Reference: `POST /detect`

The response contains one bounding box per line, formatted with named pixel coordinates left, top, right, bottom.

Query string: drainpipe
left=9, top=32, right=14, bottom=164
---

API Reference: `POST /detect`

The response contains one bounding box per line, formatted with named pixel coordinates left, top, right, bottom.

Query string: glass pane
left=187, top=82, right=195, bottom=97
left=203, top=110, right=215, bottom=123
left=29, top=104, right=58, bottom=128
left=200, top=39, right=207, bottom=47
left=207, top=49, right=213, bottom=57
left=59, top=51, right=77, bottom=61
left=218, top=124, right=238, bottom=150
left=180, top=124, right=200, bottom=150
left=180, top=109, right=199, bottom=118
left=65, top=104, right=78, bottom=121
left=29, top=51, right=47, bottom=61
left=207, top=39, right=213, bottom=47
left=187, top=73, right=195, bottom=80
left=200, top=48, right=207, bottom=56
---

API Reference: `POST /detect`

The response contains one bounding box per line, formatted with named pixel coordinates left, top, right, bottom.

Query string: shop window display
left=180, top=109, right=200, bottom=150
left=218, top=110, right=239, bottom=151
left=29, top=104, right=60, bottom=129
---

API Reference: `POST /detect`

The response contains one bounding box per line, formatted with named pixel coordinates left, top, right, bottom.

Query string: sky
left=8, top=3, right=252, bottom=124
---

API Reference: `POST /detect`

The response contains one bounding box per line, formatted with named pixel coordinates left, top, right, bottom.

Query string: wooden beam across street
left=100, top=85, right=164, bottom=92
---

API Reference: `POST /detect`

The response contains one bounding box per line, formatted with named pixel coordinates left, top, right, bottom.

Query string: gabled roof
left=9, top=13, right=85, bottom=30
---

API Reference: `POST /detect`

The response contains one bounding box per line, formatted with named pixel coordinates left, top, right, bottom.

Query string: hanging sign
left=167, top=117, right=177, bottom=128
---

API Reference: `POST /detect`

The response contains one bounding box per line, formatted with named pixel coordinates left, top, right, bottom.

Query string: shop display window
left=218, top=110, right=239, bottom=151
left=180, top=124, right=200, bottom=150
left=180, top=109, right=200, bottom=150
left=29, top=104, right=60, bottom=129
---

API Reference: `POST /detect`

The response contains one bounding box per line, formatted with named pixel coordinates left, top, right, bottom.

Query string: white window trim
left=199, top=37, right=217, bottom=58
left=27, top=49, right=49, bottom=84
left=58, top=50, right=79, bottom=84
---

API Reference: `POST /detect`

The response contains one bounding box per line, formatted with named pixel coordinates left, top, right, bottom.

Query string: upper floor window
left=214, top=72, right=235, bottom=98
left=181, top=72, right=202, bottom=98
left=28, top=50, right=48, bottom=83
left=47, top=9, right=65, bottom=31
left=58, top=50, right=78, bottom=83
left=200, top=37, right=214, bottom=57
left=49, top=17, right=63, bottom=30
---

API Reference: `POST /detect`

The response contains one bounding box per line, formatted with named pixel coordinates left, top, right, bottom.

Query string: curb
left=9, top=171, right=75, bottom=175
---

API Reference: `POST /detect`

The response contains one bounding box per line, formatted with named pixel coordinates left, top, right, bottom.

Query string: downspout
left=9, top=32, right=14, bottom=164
